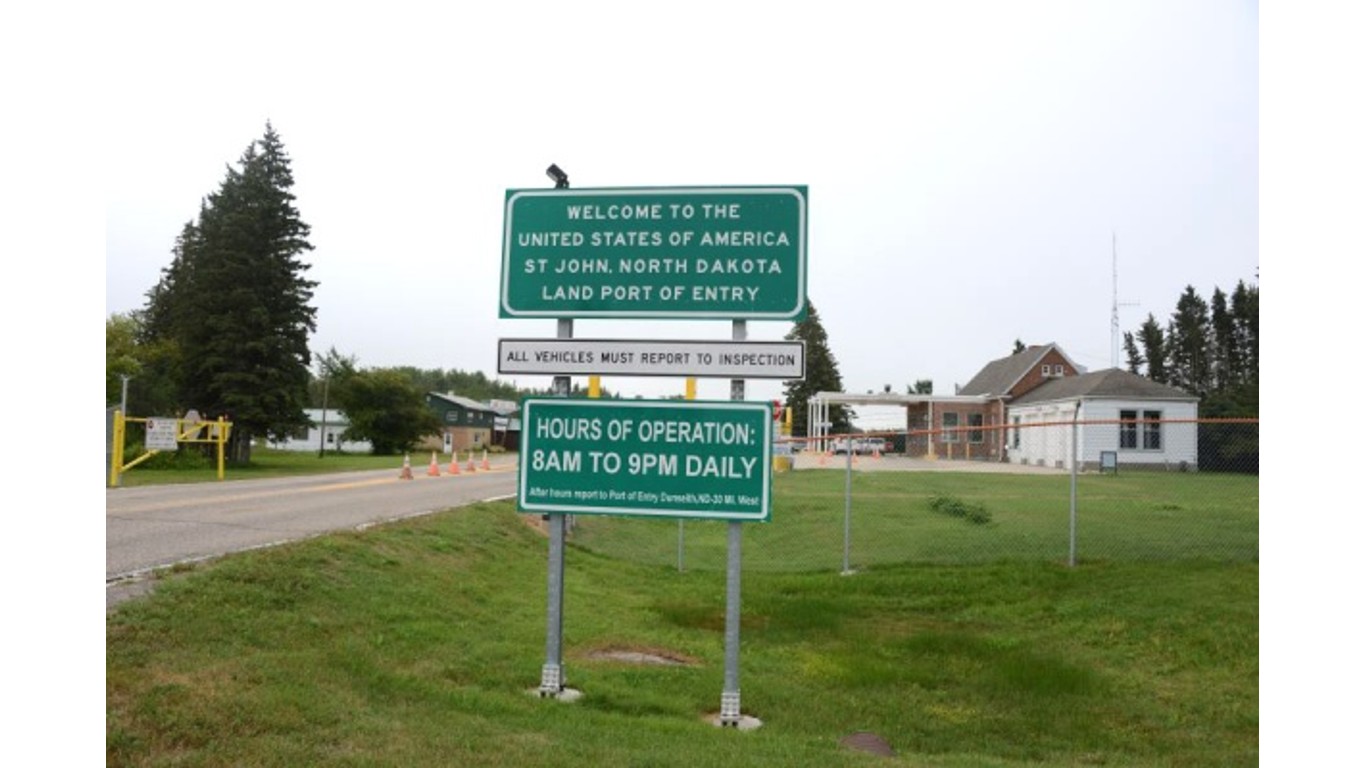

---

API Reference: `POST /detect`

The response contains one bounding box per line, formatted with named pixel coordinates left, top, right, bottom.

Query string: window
left=968, top=413, right=984, bottom=444
left=1142, top=410, right=1162, bottom=450
left=941, top=413, right=959, bottom=443
left=1120, top=410, right=1162, bottom=450
left=1011, top=416, right=1021, bottom=449
left=1119, top=410, right=1138, bottom=449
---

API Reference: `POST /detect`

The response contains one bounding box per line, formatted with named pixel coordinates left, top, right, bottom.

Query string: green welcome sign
left=518, top=398, right=773, bottom=522
left=501, top=186, right=807, bottom=320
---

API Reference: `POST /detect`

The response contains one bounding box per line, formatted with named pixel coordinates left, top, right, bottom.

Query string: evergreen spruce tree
left=1166, top=286, right=1213, bottom=397
left=142, top=122, right=317, bottom=462
left=1137, top=314, right=1167, bottom=383
left=1210, top=287, right=1237, bottom=391
left=1231, top=280, right=1258, bottom=383
left=1122, top=331, right=1144, bottom=374
left=1123, top=279, right=1257, bottom=418
left=782, top=301, right=851, bottom=437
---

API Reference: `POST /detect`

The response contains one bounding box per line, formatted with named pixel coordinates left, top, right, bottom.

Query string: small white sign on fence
left=146, top=418, right=178, bottom=450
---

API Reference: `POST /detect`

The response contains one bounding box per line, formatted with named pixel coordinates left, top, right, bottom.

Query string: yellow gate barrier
left=108, top=411, right=233, bottom=487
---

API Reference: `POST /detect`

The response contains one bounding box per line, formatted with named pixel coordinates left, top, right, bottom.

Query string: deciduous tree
left=106, top=313, right=142, bottom=406
left=333, top=369, right=442, bottom=455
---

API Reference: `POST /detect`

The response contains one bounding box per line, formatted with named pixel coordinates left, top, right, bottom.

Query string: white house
left=267, top=408, right=372, bottom=453
left=1006, top=368, right=1199, bottom=471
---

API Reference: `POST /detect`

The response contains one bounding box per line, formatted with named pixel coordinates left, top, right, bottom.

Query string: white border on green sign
left=517, top=398, right=773, bottom=522
left=500, top=186, right=807, bottom=320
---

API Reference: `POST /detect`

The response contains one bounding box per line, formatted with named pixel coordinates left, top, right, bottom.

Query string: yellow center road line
left=108, top=464, right=517, bottom=514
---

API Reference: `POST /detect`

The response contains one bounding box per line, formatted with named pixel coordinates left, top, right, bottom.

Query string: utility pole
left=317, top=374, right=330, bottom=458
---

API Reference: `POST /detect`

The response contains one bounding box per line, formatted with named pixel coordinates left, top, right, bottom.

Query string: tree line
left=1122, top=280, right=1259, bottom=417
left=307, top=348, right=571, bottom=455
left=107, top=123, right=1255, bottom=460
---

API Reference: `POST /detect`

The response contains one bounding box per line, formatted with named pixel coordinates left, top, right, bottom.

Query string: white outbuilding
left=1006, top=368, right=1199, bottom=471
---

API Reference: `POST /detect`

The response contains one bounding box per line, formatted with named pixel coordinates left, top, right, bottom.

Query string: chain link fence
left=567, top=419, right=1258, bottom=572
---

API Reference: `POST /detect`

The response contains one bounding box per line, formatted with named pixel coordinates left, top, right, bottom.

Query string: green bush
left=140, top=446, right=216, bottom=470
left=928, top=493, right=993, bottom=525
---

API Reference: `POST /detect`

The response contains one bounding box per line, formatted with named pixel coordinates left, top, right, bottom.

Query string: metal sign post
left=721, top=319, right=747, bottom=727
left=541, top=319, right=571, bottom=698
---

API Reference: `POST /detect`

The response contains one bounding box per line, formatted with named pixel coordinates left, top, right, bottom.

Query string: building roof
left=427, top=392, right=499, bottom=413
left=305, top=408, right=350, bottom=426
left=1010, top=368, right=1196, bottom=406
left=958, top=343, right=1080, bottom=397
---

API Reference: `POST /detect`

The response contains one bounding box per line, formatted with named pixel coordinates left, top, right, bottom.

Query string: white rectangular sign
left=145, top=418, right=179, bottom=450
left=498, top=338, right=805, bottom=379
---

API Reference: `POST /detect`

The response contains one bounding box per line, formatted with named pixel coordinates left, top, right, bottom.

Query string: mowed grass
left=575, top=468, right=1260, bottom=571
left=108, top=470, right=1258, bottom=766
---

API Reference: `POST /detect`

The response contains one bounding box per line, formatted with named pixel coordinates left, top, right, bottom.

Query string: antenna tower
left=1111, top=232, right=1139, bottom=368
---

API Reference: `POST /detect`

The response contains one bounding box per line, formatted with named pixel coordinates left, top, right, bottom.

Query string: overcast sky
left=103, top=0, right=1259, bottom=426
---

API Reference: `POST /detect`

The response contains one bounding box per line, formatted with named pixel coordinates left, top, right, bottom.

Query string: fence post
left=843, top=442, right=853, bottom=574
left=1069, top=402, right=1081, bottom=567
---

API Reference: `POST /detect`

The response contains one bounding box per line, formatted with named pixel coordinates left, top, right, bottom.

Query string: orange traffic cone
left=466, top=450, right=477, bottom=473
left=448, top=452, right=461, bottom=474
left=481, top=449, right=491, bottom=471
left=399, top=454, right=413, bottom=480
left=427, top=452, right=440, bottom=476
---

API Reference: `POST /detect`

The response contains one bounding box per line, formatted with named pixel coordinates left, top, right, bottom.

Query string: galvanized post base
left=539, top=663, right=563, bottom=697
left=719, top=691, right=741, bottom=726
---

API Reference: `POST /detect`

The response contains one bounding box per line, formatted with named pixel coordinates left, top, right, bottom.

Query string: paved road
left=107, top=457, right=518, bottom=607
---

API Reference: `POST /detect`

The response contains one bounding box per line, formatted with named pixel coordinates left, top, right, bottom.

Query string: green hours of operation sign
left=518, top=398, right=773, bottom=522
left=501, top=186, right=807, bottom=319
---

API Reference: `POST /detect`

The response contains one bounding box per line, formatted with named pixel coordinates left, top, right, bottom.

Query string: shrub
left=140, top=446, right=216, bottom=470
left=928, top=494, right=993, bottom=525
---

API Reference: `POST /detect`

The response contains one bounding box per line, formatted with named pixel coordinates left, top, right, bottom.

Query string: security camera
left=545, top=164, right=569, bottom=189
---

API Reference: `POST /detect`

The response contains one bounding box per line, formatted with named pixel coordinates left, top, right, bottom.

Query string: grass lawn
left=107, top=467, right=1258, bottom=766
left=575, top=468, right=1260, bottom=571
